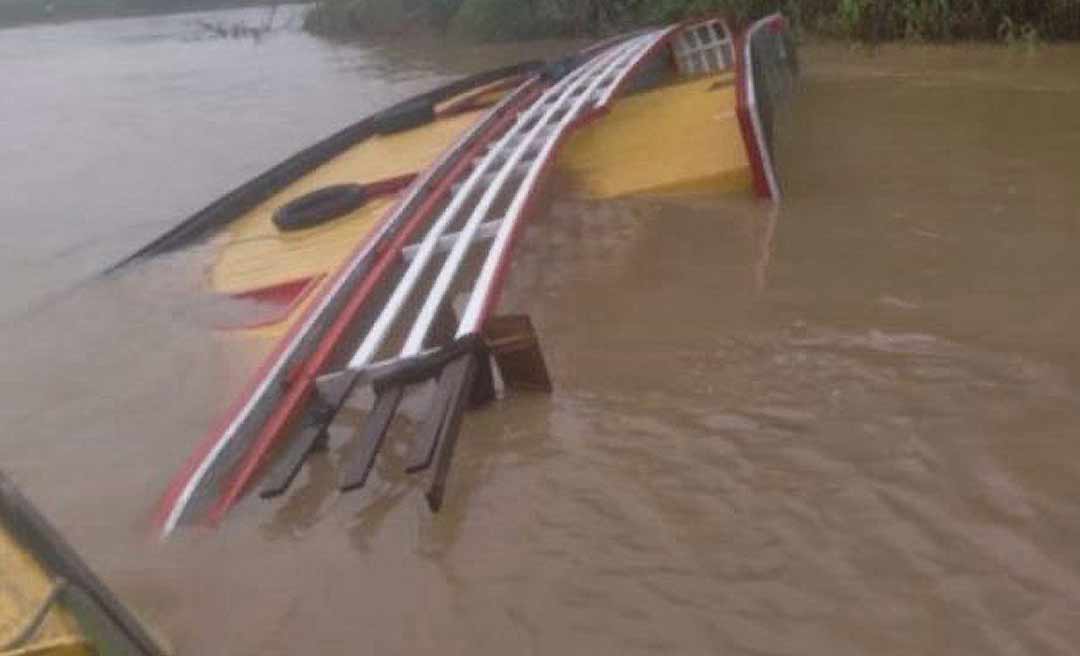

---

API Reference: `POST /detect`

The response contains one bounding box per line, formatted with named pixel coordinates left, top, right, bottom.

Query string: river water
left=2, top=8, right=1080, bottom=655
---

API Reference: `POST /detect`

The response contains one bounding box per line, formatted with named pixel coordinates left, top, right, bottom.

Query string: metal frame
left=343, top=34, right=659, bottom=377
left=159, top=21, right=753, bottom=533
left=156, top=32, right=669, bottom=536
left=672, top=19, right=735, bottom=75
left=309, top=28, right=677, bottom=504
left=156, top=71, right=544, bottom=538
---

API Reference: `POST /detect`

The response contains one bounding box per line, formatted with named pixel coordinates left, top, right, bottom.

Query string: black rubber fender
left=272, top=184, right=368, bottom=232
left=374, top=99, right=436, bottom=135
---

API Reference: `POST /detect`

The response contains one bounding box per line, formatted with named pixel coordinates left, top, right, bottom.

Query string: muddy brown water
left=3, top=10, right=1080, bottom=654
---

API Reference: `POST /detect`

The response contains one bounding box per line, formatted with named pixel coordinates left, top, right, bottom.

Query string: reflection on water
left=2, top=16, right=1080, bottom=655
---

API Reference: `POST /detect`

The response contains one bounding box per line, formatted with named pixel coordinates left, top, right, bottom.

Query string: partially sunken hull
left=121, top=15, right=798, bottom=539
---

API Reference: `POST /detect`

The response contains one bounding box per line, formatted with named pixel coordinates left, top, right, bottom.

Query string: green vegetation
left=3, top=0, right=1076, bottom=41
left=816, top=0, right=1080, bottom=41
left=303, top=0, right=1080, bottom=42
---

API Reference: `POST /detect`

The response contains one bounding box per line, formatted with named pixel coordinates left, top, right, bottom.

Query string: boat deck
left=209, top=55, right=750, bottom=342
left=560, top=71, right=750, bottom=198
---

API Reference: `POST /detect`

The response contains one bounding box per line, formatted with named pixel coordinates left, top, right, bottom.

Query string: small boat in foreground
left=1, top=473, right=168, bottom=656
left=120, top=15, right=798, bottom=539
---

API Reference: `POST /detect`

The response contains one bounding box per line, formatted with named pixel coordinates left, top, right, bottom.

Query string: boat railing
left=308, top=29, right=675, bottom=503
left=154, top=55, right=546, bottom=538
left=672, top=19, right=735, bottom=75
left=157, top=21, right=745, bottom=532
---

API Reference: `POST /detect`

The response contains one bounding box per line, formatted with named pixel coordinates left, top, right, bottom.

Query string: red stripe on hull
left=159, top=27, right=700, bottom=531
left=218, top=276, right=323, bottom=331
left=363, top=172, right=419, bottom=198
left=476, top=27, right=680, bottom=326
left=205, top=89, right=542, bottom=525
left=735, top=14, right=788, bottom=201
left=734, top=35, right=772, bottom=200
left=156, top=172, right=430, bottom=531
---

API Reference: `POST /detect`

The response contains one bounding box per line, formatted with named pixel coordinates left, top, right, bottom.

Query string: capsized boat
left=121, top=15, right=797, bottom=538
left=0, top=473, right=168, bottom=656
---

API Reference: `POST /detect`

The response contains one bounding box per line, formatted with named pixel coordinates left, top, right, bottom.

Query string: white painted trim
left=401, top=38, right=648, bottom=356
left=345, top=37, right=642, bottom=367
left=459, top=28, right=676, bottom=335
left=401, top=219, right=502, bottom=262
left=159, top=78, right=536, bottom=538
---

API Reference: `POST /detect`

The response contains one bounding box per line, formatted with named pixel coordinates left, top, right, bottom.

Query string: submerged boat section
left=737, top=13, right=799, bottom=201
left=139, top=15, right=799, bottom=538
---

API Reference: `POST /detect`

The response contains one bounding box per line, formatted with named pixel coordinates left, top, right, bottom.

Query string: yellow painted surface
left=558, top=72, right=751, bottom=199
left=212, top=198, right=394, bottom=296
left=211, top=71, right=750, bottom=341
left=0, top=531, right=92, bottom=656
left=211, top=108, right=488, bottom=297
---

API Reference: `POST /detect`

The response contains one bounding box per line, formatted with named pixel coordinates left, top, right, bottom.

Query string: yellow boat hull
left=1, top=528, right=90, bottom=656
left=145, top=15, right=799, bottom=536
left=209, top=71, right=751, bottom=341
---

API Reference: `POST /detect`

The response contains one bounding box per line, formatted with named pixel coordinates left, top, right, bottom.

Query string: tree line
left=3, top=0, right=1077, bottom=41
left=304, top=0, right=1080, bottom=41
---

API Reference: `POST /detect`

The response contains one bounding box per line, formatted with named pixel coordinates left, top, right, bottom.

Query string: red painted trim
left=734, top=33, right=772, bottom=199
left=218, top=275, right=323, bottom=331
left=364, top=172, right=418, bottom=198
left=209, top=175, right=415, bottom=332
left=155, top=192, right=421, bottom=531
left=154, top=303, right=303, bottom=530
left=212, top=174, right=415, bottom=335
left=736, top=13, right=788, bottom=200
left=234, top=277, right=316, bottom=306
left=478, top=27, right=682, bottom=326
left=159, top=29, right=693, bottom=530
left=203, top=87, right=544, bottom=526
left=154, top=86, right=541, bottom=533
left=477, top=106, right=612, bottom=325
left=606, top=26, right=683, bottom=107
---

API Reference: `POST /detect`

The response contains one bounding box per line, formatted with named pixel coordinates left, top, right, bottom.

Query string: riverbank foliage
left=303, top=0, right=1080, bottom=42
